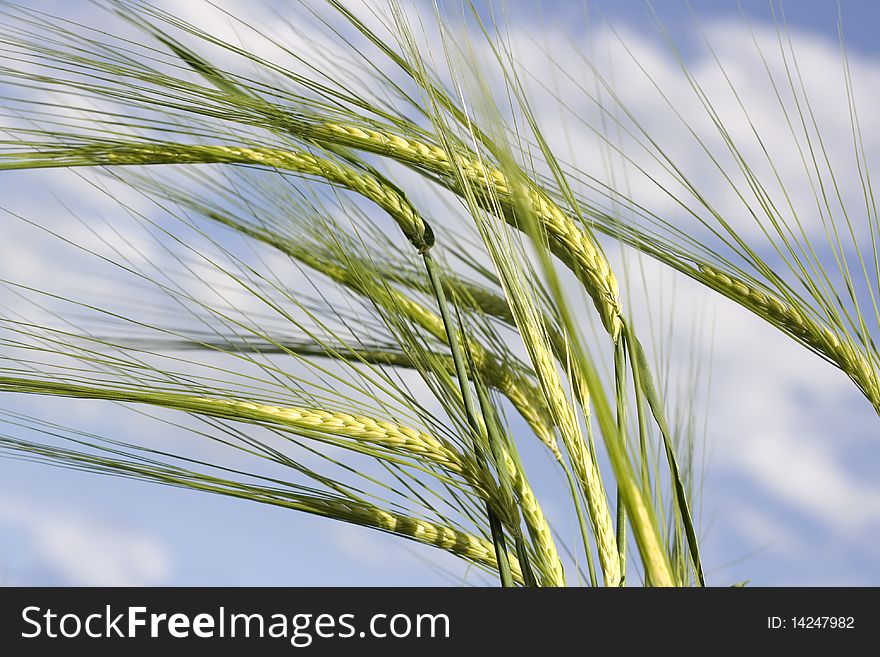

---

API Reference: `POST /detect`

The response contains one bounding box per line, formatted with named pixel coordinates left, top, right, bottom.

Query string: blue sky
left=543, top=0, right=880, bottom=54
left=2, top=0, right=880, bottom=587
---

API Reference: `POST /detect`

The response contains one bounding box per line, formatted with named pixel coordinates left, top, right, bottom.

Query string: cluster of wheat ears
left=0, top=0, right=876, bottom=586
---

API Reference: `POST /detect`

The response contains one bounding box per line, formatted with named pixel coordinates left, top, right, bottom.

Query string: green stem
left=614, top=336, right=628, bottom=586
left=630, top=331, right=705, bottom=587
left=565, top=464, right=598, bottom=587
left=514, top=536, right=539, bottom=588
left=629, top=342, right=652, bottom=498
left=423, top=251, right=514, bottom=588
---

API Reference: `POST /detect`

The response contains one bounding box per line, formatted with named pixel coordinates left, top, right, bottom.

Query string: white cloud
left=699, top=285, right=880, bottom=536
left=726, top=499, right=803, bottom=559
left=0, top=496, right=171, bottom=585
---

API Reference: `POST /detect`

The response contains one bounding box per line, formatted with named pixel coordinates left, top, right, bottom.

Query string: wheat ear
left=314, top=122, right=623, bottom=339
left=699, top=265, right=880, bottom=412
left=0, top=376, right=473, bottom=471
left=0, top=142, right=431, bottom=253
left=0, top=431, right=521, bottom=582
left=497, top=446, right=565, bottom=586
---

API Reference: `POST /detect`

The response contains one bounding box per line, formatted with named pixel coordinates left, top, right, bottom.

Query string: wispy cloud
left=0, top=496, right=171, bottom=586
